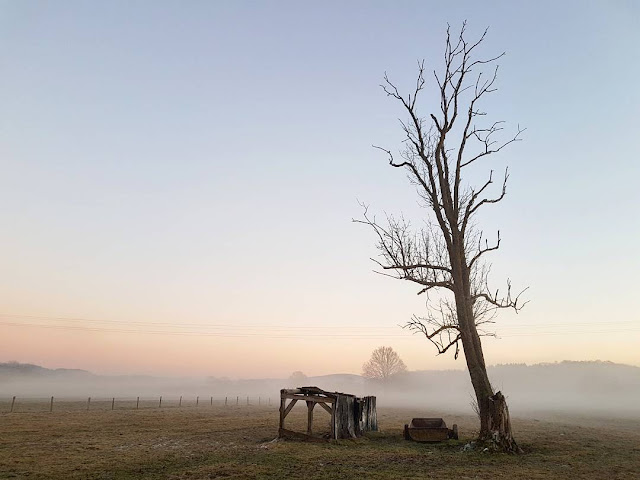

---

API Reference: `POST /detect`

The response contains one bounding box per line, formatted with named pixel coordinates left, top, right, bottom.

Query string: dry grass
left=1, top=403, right=639, bottom=479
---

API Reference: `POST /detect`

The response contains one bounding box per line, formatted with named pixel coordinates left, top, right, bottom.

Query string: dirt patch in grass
left=1, top=404, right=639, bottom=479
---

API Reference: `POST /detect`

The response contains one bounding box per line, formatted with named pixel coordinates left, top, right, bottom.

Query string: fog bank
left=2, top=361, right=638, bottom=419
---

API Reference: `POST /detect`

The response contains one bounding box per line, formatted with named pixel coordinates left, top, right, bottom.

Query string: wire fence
left=0, top=394, right=275, bottom=413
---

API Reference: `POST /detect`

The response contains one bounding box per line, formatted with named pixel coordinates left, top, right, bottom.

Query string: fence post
left=136, top=397, right=140, bottom=410
left=111, top=398, right=115, bottom=410
left=87, top=397, right=91, bottom=411
left=159, top=396, right=162, bottom=408
left=225, top=396, right=227, bottom=406
left=50, top=396, right=54, bottom=412
left=196, top=396, right=199, bottom=407
left=210, top=396, right=213, bottom=406
left=179, top=396, right=182, bottom=407
left=236, top=396, right=239, bottom=406
left=10, top=396, right=16, bottom=413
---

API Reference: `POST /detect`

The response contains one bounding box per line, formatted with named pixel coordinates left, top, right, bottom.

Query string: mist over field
left=3, top=360, right=638, bottom=419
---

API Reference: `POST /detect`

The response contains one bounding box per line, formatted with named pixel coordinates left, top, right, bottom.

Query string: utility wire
left=1, top=313, right=636, bottom=329
left=1, top=313, right=638, bottom=339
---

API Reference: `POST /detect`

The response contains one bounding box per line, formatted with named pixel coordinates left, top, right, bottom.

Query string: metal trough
left=403, top=417, right=458, bottom=442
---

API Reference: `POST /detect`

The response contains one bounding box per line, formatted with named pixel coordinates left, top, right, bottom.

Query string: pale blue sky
left=1, top=1, right=639, bottom=376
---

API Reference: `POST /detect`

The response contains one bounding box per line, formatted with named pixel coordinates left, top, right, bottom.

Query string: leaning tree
left=357, top=23, right=526, bottom=453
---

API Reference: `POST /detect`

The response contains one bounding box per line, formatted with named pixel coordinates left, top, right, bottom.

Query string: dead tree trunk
left=451, top=241, right=520, bottom=451
left=484, top=392, right=519, bottom=451
left=354, top=396, right=378, bottom=437
left=332, top=394, right=356, bottom=439
left=362, top=396, right=377, bottom=432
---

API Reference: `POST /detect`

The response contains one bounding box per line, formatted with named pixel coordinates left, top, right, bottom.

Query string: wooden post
left=225, top=396, right=228, bottom=406
left=279, top=392, right=286, bottom=431
left=50, top=396, right=54, bottom=413
left=236, top=396, right=238, bottom=406
left=159, top=396, right=162, bottom=408
left=330, top=396, right=336, bottom=439
left=10, top=396, right=16, bottom=413
left=87, top=397, right=91, bottom=411
left=111, top=398, right=115, bottom=410
left=136, top=397, right=140, bottom=409
left=306, top=401, right=315, bottom=435
left=210, top=396, right=213, bottom=406
left=196, top=396, right=199, bottom=407
left=179, top=396, right=182, bottom=407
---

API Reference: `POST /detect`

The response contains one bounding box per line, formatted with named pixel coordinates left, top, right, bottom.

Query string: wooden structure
left=278, top=387, right=377, bottom=441
left=404, top=417, right=458, bottom=442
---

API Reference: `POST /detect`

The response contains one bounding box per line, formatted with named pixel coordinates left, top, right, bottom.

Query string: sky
left=1, top=0, right=639, bottom=378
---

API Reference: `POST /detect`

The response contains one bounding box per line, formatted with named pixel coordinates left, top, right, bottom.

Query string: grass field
left=1, top=403, right=639, bottom=479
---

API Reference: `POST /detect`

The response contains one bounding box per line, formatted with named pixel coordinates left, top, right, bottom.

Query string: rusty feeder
left=404, top=418, right=458, bottom=442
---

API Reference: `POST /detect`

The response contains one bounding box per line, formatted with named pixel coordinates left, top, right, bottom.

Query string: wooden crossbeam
left=317, top=402, right=332, bottom=415
left=280, top=393, right=335, bottom=404
left=278, top=428, right=328, bottom=443
left=283, top=399, right=297, bottom=418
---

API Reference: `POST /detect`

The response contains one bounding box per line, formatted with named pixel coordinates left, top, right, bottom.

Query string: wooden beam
left=306, top=401, right=315, bottom=435
left=280, top=393, right=335, bottom=404
left=278, top=428, right=329, bottom=443
left=317, top=402, right=332, bottom=415
left=330, top=400, right=336, bottom=440
left=279, top=396, right=286, bottom=430
left=283, top=399, right=298, bottom=418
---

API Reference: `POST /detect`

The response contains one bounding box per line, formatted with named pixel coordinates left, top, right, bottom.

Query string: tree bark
left=332, top=394, right=356, bottom=439
left=483, top=391, right=520, bottom=452
left=450, top=236, right=520, bottom=453
left=354, top=396, right=378, bottom=437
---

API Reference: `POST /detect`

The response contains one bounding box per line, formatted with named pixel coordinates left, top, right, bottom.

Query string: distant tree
left=356, top=23, right=526, bottom=453
left=362, top=346, right=407, bottom=380
left=289, top=371, right=308, bottom=385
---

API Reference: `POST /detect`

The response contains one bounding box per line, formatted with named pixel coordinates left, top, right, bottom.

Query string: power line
left=1, top=313, right=636, bottom=330
left=1, top=315, right=638, bottom=339
left=0, top=321, right=409, bottom=338
left=0, top=314, right=396, bottom=330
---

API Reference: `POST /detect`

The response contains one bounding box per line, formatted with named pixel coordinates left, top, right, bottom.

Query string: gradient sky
left=1, top=1, right=639, bottom=378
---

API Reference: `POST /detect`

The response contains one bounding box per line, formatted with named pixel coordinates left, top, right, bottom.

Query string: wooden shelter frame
left=278, top=386, right=377, bottom=441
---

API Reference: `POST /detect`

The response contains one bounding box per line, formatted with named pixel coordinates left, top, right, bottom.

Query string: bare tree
left=288, top=371, right=308, bottom=386
left=356, top=23, right=526, bottom=453
left=362, top=346, right=407, bottom=380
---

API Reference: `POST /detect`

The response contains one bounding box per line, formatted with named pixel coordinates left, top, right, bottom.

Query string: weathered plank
left=280, top=393, right=335, bottom=404
left=306, top=401, right=315, bottom=435
left=279, top=396, right=286, bottom=430
left=278, top=428, right=329, bottom=443
left=283, top=399, right=298, bottom=418
left=298, top=386, right=339, bottom=396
